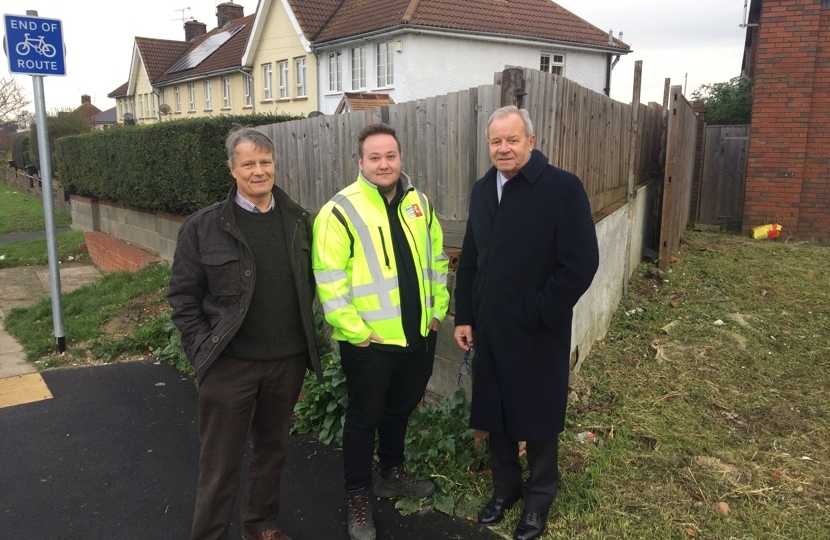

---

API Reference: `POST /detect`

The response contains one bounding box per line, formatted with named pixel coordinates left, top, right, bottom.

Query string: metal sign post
left=4, top=10, right=67, bottom=352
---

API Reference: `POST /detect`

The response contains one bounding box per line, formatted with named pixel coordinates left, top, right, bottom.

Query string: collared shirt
left=496, top=171, right=509, bottom=203
left=235, top=191, right=275, bottom=213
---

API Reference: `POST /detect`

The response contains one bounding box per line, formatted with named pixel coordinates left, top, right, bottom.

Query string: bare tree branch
left=0, top=77, right=31, bottom=128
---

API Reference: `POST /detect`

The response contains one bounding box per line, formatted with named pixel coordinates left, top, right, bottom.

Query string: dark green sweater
left=223, top=205, right=307, bottom=361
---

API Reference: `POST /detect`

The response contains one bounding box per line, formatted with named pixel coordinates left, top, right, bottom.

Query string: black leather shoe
left=477, top=495, right=521, bottom=525
left=513, top=511, right=548, bottom=540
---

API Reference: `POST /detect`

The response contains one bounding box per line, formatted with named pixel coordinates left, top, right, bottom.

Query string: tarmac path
left=0, top=262, right=501, bottom=539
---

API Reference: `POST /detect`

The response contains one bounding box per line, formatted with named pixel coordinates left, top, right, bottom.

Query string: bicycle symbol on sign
left=15, top=33, right=57, bottom=58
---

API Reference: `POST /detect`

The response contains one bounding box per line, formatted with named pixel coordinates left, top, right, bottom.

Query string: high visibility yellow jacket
left=312, top=172, right=450, bottom=346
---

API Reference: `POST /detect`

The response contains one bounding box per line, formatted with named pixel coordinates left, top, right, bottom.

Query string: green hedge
left=56, top=113, right=301, bottom=216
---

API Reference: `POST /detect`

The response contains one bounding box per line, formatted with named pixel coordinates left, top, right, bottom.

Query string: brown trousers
left=190, top=354, right=306, bottom=540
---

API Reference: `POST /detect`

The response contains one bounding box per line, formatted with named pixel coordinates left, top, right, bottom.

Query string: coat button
left=212, top=336, right=219, bottom=343
left=244, top=270, right=251, bottom=276
left=239, top=308, right=245, bottom=314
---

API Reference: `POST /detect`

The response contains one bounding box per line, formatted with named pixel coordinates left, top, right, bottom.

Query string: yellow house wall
left=249, top=0, right=317, bottom=116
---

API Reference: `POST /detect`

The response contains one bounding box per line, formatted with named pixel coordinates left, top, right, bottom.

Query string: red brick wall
left=743, top=0, right=830, bottom=243
left=85, top=232, right=161, bottom=273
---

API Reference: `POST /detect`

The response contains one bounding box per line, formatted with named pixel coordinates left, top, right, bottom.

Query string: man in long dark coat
left=454, top=106, right=599, bottom=540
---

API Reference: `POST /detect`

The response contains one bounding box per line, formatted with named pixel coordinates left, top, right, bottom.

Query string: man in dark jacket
left=168, top=127, right=322, bottom=540
left=453, top=106, right=599, bottom=540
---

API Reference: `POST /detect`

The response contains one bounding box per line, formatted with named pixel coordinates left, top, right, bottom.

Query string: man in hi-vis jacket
left=312, top=123, right=449, bottom=540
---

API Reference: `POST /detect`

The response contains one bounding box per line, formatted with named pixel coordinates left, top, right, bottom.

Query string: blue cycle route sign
left=4, top=13, right=66, bottom=76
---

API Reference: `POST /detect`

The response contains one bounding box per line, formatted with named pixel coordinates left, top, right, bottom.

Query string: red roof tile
left=155, top=14, right=255, bottom=84
left=310, top=0, right=628, bottom=51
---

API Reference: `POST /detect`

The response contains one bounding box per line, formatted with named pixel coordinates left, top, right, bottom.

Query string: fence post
left=500, top=68, right=526, bottom=108
left=623, top=61, right=643, bottom=297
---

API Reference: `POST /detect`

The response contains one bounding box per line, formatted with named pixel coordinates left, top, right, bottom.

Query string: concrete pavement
left=0, top=262, right=103, bottom=405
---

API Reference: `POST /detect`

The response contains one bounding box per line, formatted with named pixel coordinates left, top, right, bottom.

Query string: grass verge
left=3, top=264, right=176, bottom=368
left=0, top=186, right=71, bottom=234
left=0, top=229, right=88, bottom=269
left=3, top=227, right=827, bottom=537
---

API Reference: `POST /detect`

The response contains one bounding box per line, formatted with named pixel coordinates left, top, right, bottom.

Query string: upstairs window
left=295, top=57, right=307, bottom=97
left=263, top=63, right=273, bottom=100
left=329, top=51, right=343, bottom=92
left=222, top=77, right=231, bottom=108
left=377, top=41, right=394, bottom=87
left=174, top=86, right=182, bottom=112
left=188, top=83, right=196, bottom=111
left=244, top=75, right=253, bottom=107
left=278, top=61, right=289, bottom=99
left=352, top=46, right=366, bottom=90
left=204, top=80, right=213, bottom=110
left=540, top=53, right=564, bottom=75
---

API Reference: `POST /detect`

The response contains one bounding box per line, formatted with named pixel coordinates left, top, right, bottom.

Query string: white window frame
left=295, top=57, right=307, bottom=97
left=377, top=41, right=394, bottom=87
left=188, top=83, right=196, bottom=111
left=204, top=80, right=213, bottom=110
left=540, top=53, right=565, bottom=76
left=278, top=61, right=289, bottom=99
left=244, top=75, right=253, bottom=107
left=174, top=86, right=182, bottom=112
left=222, top=77, right=231, bottom=108
left=351, top=46, right=366, bottom=90
left=328, top=51, right=342, bottom=92
left=263, top=63, right=274, bottom=100
left=138, top=95, right=145, bottom=119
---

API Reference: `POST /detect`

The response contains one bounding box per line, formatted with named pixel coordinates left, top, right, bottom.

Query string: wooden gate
left=696, top=125, right=750, bottom=227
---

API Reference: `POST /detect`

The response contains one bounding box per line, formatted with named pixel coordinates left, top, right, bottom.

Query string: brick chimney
left=81, top=94, right=91, bottom=105
left=184, top=20, right=207, bottom=42
left=217, top=2, right=244, bottom=28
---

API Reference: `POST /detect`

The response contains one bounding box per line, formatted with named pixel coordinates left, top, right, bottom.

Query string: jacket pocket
left=200, top=248, right=241, bottom=296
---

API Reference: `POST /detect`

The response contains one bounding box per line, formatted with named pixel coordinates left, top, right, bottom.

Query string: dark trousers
left=191, top=354, right=306, bottom=540
left=339, top=333, right=436, bottom=492
left=488, top=432, right=560, bottom=514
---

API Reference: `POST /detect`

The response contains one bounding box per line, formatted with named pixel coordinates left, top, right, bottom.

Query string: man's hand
left=355, top=331, right=384, bottom=347
left=429, top=318, right=440, bottom=332
left=454, top=325, right=474, bottom=351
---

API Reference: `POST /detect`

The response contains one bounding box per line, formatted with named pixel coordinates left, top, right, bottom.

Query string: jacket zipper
left=377, top=226, right=391, bottom=268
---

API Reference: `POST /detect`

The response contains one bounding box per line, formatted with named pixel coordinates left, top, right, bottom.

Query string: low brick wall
left=85, top=231, right=162, bottom=273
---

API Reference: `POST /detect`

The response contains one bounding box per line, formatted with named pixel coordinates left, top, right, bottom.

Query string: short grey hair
left=225, top=126, right=275, bottom=168
left=487, top=106, right=534, bottom=137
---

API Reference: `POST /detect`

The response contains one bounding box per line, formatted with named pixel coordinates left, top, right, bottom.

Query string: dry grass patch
left=544, top=229, right=829, bottom=539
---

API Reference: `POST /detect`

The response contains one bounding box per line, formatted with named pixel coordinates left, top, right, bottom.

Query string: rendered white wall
left=317, top=32, right=612, bottom=114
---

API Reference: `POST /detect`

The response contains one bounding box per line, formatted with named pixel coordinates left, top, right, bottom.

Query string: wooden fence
left=659, top=86, right=700, bottom=270
left=696, top=125, right=750, bottom=228
left=262, top=68, right=667, bottom=247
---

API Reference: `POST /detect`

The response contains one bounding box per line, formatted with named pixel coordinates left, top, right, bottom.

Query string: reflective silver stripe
left=331, top=194, right=396, bottom=312
left=415, top=190, right=436, bottom=327
left=359, top=306, right=402, bottom=322
left=322, top=295, right=351, bottom=314
left=314, top=269, right=347, bottom=285
left=352, top=276, right=399, bottom=298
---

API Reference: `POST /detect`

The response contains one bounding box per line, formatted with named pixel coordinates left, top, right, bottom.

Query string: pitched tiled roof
left=335, top=92, right=395, bottom=113
left=108, top=81, right=129, bottom=98
left=135, top=38, right=193, bottom=83
left=90, top=107, right=117, bottom=125
left=74, top=102, right=102, bottom=120
left=310, top=0, right=628, bottom=51
left=288, top=0, right=344, bottom=38
left=154, top=14, right=255, bottom=85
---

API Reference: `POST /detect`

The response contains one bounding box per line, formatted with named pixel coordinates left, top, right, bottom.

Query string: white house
left=304, top=0, right=630, bottom=114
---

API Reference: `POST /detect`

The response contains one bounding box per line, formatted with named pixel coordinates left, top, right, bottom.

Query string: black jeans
left=339, top=332, right=436, bottom=492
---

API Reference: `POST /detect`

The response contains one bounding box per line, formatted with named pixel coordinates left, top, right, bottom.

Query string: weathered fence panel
left=659, top=86, right=699, bottom=270
left=696, top=125, right=749, bottom=228
left=265, top=69, right=665, bottom=248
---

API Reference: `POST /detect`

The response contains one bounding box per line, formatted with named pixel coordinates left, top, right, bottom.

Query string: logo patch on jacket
left=404, top=203, right=424, bottom=219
